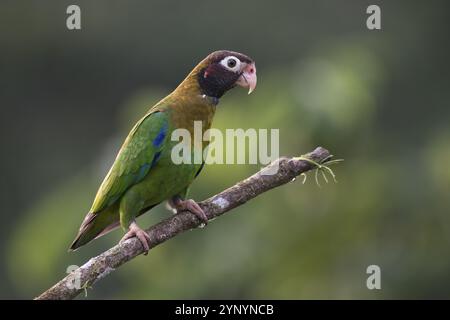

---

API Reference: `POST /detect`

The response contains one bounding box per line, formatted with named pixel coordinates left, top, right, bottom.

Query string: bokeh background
left=1, top=0, right=449, bottom=299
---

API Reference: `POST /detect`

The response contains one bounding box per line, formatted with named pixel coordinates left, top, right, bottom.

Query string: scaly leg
left=169, top=195, right=208, bottom=225
left=120, top=220, right=151, bottom=255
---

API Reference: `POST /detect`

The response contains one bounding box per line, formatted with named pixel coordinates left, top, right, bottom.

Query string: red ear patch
left=204, top=71, right=209, bottom=78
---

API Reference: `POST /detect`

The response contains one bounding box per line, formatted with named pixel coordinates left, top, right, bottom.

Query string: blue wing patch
left=136, top=163, right=151, bottom=182
left=153, top=122, right=168, bottom=147
left=134, top=151, right=162, bottom=183
left=150, top=151, right=162, bottom=169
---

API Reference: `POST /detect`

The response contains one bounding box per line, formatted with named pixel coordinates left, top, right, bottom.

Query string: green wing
left=90, top=110, right=169, bottom=213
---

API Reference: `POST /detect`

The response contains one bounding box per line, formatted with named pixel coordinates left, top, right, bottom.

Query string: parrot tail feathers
left=94, top=221, right=120, bottom=240
left=69, top=207, right=119, bottom=251
left=69, top=212, right=98, bottom=251
left=69, top=202, right=157, bottom=251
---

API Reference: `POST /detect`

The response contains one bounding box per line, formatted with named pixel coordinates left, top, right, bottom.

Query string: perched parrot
left=70, top=50, right=257, bottom=253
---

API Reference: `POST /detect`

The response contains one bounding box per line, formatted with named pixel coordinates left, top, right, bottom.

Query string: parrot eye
left=220, top=56, right=241, bottom=72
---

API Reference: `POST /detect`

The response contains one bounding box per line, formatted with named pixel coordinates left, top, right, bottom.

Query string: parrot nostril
left=249, top=68, right=254, bottom=73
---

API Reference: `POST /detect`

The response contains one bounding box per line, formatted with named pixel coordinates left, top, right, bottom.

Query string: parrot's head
left=192, top=50, right=257, bottom=99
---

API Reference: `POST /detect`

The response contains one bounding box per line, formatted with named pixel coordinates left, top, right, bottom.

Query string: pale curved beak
left=236, top=62, right=257, bottom=94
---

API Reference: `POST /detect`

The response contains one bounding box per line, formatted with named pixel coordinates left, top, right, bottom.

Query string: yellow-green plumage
left=70, top=59, right=216, bottom=250
left=70, top=50, right=256, bottom=250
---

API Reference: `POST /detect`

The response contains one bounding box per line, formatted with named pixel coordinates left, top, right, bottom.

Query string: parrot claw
left=120, top=221, right=151, bottom=255
left=172, top=198, right=208, bottom=225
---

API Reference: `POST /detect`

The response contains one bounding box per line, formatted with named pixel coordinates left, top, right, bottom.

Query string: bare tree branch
left=35, top=147, right=332, bottom=300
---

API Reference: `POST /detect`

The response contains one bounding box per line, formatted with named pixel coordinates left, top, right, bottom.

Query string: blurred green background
left=1, top=0, right=449, bottom=299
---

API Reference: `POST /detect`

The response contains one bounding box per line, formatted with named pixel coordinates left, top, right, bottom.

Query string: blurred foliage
left=1, top=0, right=450, bottom=299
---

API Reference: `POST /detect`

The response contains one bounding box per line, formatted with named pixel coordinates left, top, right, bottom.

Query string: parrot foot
left=171, top=197, right=208, bottom=225
left=120, top=221, right=151, bottom=255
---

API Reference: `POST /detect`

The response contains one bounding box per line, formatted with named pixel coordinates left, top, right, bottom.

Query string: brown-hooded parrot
left=70, top=50, right=257, bottom=253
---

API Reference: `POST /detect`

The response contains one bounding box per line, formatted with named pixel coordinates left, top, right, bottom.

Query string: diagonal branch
left=35, top=147, right=332, bottom=300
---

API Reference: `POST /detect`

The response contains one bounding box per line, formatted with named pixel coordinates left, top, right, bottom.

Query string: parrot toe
left=120, top=221, right=151, bottom=255
left=174, top=198, right=208, bottom=225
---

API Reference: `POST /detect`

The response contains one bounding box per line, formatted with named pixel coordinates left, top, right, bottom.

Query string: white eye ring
left=220, top=56, right=241, bottom=72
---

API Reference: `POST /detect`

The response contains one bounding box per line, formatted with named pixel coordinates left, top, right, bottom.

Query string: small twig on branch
left=35, top=146, right=335, bottom=300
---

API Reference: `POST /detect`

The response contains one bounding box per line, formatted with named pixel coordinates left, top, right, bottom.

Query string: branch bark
left=35, top=146, right=331, bottom=300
